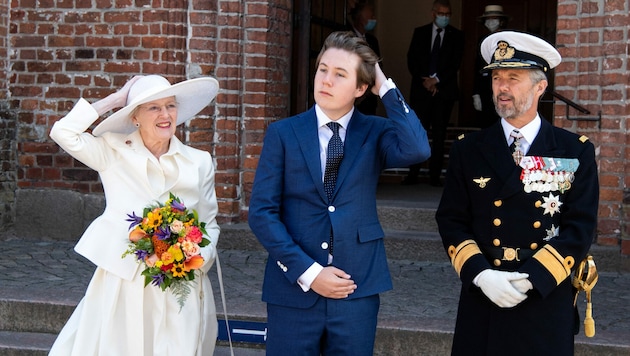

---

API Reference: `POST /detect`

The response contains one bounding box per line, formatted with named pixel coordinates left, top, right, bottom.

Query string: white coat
left=48, top=98, right=219, bottom=356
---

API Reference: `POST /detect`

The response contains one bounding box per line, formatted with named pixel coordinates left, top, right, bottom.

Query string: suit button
left=493, top=218, right=501, bottom=226
left=530, top=243, right=538, bottom=250
left=321, top=242, right=329, bottom=250
left=328, top=205, right=336, bottom=212
left=494, top=200, right=502, bottom=207
left=493, top=238, right=500, bottom=246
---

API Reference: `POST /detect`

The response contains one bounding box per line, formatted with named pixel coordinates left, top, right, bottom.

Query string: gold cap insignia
left=493, top=40, right=515, bottom=61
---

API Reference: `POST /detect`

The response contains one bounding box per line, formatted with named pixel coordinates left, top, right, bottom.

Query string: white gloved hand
left=511, top=278, right=533, bottom=294
left=474, top=269, right=530, bottom=308
left=472, top=94, right=482, bottom=111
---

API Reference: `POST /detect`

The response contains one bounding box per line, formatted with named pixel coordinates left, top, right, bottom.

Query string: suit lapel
left=334, top=111, right=372, bottom=196
left=477, top=122, right=523, bottom=197
left=292, top=108, right=329, bottom=202
left=527, top=118, right=564, bottom=157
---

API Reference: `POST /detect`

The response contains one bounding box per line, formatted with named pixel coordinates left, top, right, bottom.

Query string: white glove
left=511, top=278, right=533, bottom=294
left=474, top=269, right=529, bottom=308
left=472, top=94, right=482, bottom=111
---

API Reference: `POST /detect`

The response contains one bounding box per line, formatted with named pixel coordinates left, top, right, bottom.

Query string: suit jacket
left=436, top=119, right=598, bottom=355
left=249, top=88, right=430, bottom=309
left=50, top=98, right=220, bottom=280
left=407, top=23, right=464, bottom=107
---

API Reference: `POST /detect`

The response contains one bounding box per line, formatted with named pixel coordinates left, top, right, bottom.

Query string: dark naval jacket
left=436, top=118, right=599, bottom=355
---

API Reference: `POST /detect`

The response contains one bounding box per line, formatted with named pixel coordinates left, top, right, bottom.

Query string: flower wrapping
left=122, top=193, right=210, bottom=310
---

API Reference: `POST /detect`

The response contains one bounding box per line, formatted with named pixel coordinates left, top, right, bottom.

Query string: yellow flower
left=144, top=209, right=163, bottom=230
left=168, top=244, right=184, bottom=262
left=171, top=263, right=186, bottom=278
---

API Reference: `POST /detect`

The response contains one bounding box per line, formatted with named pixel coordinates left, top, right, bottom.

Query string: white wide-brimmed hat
left=480, top=31, right=562, bottom=73
left=477, top=5, right=510, bottom=21
left=92, top=75, right=219, bottom=136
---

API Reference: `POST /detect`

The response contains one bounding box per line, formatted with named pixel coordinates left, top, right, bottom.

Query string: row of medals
left=521, top=169, right=575, bottom=194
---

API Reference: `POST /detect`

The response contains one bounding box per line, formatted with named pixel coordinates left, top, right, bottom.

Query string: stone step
left=1, top=241, right=629, bottom=355
left=0, top=331, right=263, bottom=356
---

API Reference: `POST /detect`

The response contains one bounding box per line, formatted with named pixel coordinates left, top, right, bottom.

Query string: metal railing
left=548, top=91, right=602, bottom=127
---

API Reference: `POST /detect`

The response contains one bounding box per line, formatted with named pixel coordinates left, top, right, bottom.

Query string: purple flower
left=125, top=212, right=143, bottom=230
left=171, top=199, right=186, bottom=211
left=135, top=249, right=149, bottom=261
left=155, top=226, right=171, bottom=240
left=151, top=273, right=166, bottom=287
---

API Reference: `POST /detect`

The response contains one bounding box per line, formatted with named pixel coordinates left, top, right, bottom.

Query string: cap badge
left=493, top=40, right=515, bottom=61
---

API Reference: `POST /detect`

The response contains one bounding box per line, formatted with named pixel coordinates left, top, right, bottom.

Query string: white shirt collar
left=315, top=104, right=353, bottom=130
left=501, top=115, right=541, bottom=152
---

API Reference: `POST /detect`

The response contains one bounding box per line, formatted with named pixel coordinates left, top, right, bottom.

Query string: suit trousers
left=265, top=294, right=380, bottom=356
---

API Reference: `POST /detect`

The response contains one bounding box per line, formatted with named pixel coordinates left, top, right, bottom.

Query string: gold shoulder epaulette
left=458, top=134, right=465, bottom=140
left=579, top=135, right=589, bottom=143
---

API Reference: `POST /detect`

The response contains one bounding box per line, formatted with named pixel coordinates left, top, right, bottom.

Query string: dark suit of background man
left=248, top=31, right=430, bottom=355
left=347, top=1, right=381, bottom=115
left=436, top=31, right=599, bottom=355
left=405, top=0, right=464, bottom=186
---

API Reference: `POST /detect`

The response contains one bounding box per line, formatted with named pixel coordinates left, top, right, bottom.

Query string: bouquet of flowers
left=122, top=192, right=210, bottom=310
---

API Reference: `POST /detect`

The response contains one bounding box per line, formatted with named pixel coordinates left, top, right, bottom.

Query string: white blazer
left=50, top=98, right=220, bottom=280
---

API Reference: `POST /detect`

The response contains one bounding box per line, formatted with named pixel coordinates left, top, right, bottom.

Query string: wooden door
left=290, top=0, right=348, bottom=115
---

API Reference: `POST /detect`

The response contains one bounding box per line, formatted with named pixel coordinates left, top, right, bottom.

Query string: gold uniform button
left=493, top=239, right=501, bottom=246
left=530, top=243, right=538, bottom=250
left=493, top=218, right=501, bottom=226
left=535, top=200, right=542, bottom=208
left=533, top=221, right=541, bottom=228
left=494, top=259, right=501, bottom=266
left=494, top=200, right=502, bottom=207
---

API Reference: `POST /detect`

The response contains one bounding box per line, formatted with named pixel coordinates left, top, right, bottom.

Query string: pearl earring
left=135, top=122, right=140, bottom=128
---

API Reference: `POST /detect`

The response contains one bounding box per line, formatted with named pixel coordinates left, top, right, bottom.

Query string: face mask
left=364, top=19, right=377, bottom=31
left=485, top=19, right=500, bottom=32
left=435, top=15, right=450, bottom=28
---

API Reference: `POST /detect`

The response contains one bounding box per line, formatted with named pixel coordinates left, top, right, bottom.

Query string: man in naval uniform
left=436, top=31, right=599, bottom=355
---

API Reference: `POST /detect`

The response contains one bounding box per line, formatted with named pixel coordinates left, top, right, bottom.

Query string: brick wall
left=6, top=0, right=291, bottom=225
left=555, top=0, right=629, bottom=253
left=2, top=0, right=629, bottom=254
left=0, top=0, right=14, bottom=228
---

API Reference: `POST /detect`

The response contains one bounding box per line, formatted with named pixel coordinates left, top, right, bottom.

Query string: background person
left=347, top=1, right=381, bottom=115
left=404, top=0, right=464, bottom=186
left=472, top=5, right=511, bottom=128
left=248, top=31, right=430, bottom=355
left=436, top=31, right=599, bottom=355
left=48, top=75, right=221, bottom=356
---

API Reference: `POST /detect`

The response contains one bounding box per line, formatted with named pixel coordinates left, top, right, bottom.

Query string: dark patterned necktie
left=429, top=28, right=442, bottom=74
left=509, top=129, right=524, bottom=165
left=324, top=122, right=343, bottom=202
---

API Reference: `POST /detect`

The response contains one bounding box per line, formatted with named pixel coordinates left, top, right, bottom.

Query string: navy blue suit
left=249, top=87, right=430, bottom=353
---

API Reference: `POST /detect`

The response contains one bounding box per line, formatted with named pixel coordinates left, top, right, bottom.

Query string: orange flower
left=129, top=228, right=147, bottom=242
left=152, top=235, right=169, bottom=258
left=184, top=255, right=204, bottom=272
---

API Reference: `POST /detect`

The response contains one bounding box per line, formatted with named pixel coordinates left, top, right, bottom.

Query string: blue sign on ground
left=218, top=319, right=268, bottom=344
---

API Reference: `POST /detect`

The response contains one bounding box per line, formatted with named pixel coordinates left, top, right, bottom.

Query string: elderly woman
left=48, top=75, right=220, bottom=355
